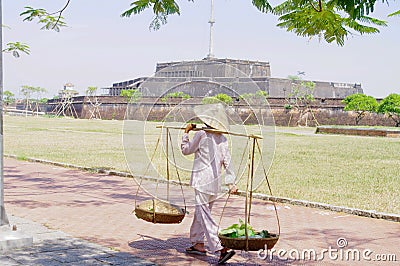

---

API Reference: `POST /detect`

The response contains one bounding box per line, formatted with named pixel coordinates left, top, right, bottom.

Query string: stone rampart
left=45, top=96, right=397, bottom=127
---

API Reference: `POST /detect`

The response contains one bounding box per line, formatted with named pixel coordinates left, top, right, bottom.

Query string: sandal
left=218, top=250, right=235, bottom=264
left=186, top=246, right=207, bottom=256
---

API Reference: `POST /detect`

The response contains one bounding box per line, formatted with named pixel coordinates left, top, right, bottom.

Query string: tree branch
left=308, top=0, right=323, bottom=12
left=48, top=0, right=71, bottom=16
left=48, top=0, right=71, bottom=29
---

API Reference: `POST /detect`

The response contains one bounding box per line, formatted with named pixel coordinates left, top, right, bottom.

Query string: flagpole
left=207, top=0, right=215, bottom=59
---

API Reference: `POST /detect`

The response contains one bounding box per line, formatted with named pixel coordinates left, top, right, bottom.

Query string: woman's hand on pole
left=229, top=184, right=238, bottom=195
left=184, top=123, right=196, bottom=133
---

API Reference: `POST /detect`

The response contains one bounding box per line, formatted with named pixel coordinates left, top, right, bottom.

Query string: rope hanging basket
left=133, top=126, right=187, bottom=224
left=218, top=234, right=279, bottom=251
left=135, top=199, right=185, bottom=224
left=218, top=136, right=280, bottom=251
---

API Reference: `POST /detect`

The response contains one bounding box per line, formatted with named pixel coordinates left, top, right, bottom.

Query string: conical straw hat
left=193, top=103, right=230, bottom=131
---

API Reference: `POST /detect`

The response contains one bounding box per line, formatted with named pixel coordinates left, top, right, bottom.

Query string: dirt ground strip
left=3, top=158, right=399, bottom=265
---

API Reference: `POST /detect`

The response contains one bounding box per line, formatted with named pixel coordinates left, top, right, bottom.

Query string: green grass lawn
left=4, top=115, right=399, bottom=214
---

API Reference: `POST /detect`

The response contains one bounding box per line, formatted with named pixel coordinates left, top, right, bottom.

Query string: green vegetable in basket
left=259, top=230, right=271, bottom=238
left=220, top=219, right=256, bottom=238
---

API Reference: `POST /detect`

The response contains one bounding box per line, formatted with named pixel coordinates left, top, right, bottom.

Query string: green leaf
left=121, top=0, right=152, bottom=17
left=274, top=1, right=386, bottom=46
left=121, top=0, right=184, bottom=30
left=388, top=9, right=400, bottom=17
left=377, top=94, right=400, bottom=126
left=343, top=93, right=378, bottom=112
left=225, top=223, right=239, bottom=230
left=219, top=228, right=236, bottom=235
left=330, top=0, right=379, bottom=18
left=2, top=42, right=31, bottom=58
left=20, top=7, right=47, bottom=21
left=252, top=0, right=273, bottom=13
left=19, top=6, right=67, bottom=32
left=260, top=230, right=270, bottom=238
left=121, top=89, right=142, bottom=103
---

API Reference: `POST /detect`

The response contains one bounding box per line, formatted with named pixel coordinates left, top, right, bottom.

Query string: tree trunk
left=355, top=111, right=365, bottom=125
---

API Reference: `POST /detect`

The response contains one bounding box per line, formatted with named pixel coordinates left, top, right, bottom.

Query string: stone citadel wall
left=45, top=96, right=397, bottom=127
left=104, top=58, right=363, bottom=99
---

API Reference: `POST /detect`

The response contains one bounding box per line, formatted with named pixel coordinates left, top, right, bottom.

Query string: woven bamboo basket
left=135, top=199, right=185, bottom=224
left=218, top=234, right=279, bottom=251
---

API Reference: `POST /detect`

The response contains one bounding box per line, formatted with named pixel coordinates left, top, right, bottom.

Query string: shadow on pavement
left=128, top=234, right=296, bottom=265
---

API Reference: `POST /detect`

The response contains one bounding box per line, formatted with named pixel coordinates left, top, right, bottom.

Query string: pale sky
left=3, top=0, right=400, bottom=99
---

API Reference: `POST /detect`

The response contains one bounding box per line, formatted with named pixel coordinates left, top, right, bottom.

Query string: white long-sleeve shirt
left=181, top=130, right=236, bottom=195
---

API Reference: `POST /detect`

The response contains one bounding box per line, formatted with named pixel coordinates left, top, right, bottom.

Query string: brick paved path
left=3, top=158, right=399, bottom=265
left=2, top=215, right=155, bottom=266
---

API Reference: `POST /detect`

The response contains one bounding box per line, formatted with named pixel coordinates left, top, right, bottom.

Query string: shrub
left=161, top=91, right=190, bottom=102
left=202, top=93, right=233, bottom=105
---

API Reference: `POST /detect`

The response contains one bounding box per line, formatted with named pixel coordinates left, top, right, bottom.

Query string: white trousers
left=190, top=189, right=223, bottom=253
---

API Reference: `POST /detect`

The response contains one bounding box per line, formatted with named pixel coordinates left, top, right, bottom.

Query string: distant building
left=59, top=82, right=79, bottom=98
left=64, top=82, right=75, bottom=90
left=101, top=58, right=363, bottom=98
left=102, top=77, right=147, bottom=96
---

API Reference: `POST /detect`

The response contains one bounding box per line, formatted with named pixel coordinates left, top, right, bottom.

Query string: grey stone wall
left=45, top=96, right=398, bottom=127
left=155, top=58, right=271, bottom=78
left=109, top=75, right=360, bottom=99
left=105, top=58, right=361, bottom=99
left=268, top=78, right=362, bottom=98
